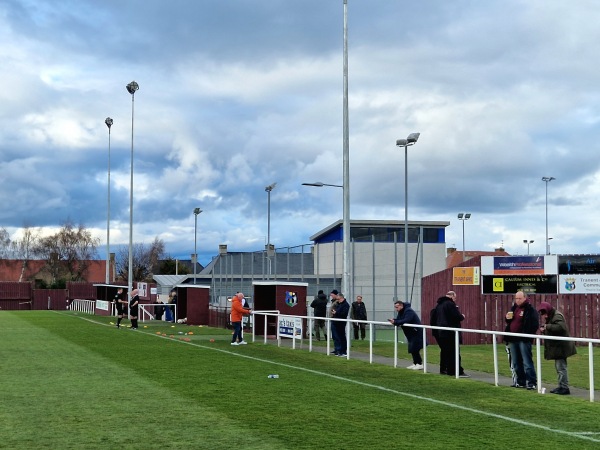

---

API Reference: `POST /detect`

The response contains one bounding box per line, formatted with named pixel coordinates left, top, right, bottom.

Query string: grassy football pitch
left=1, top=311, right=599, bottom=449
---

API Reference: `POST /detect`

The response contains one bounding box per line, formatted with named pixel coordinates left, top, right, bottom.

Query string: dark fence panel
left=67, top=282, right=97, bottom=300
left=32, top=289, right=68, bottom=310
left=422, top=257, right=600, bottom=343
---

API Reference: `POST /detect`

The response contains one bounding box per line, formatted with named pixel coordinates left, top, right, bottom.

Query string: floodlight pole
left=542, top=176, right=555, bottom=255
left=105, top=117, right=113, bottom=284
left=126, top=81, right=139, bottom=306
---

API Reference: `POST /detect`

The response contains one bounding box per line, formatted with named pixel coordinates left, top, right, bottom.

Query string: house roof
left=446, top=249, right=510, bottom=268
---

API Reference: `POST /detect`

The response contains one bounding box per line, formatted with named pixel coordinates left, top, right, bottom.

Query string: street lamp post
left=193, top=208, right=202, bottom=285
left=302, top=181, right=343, bottom=290
left=126, top=81, right=139, bottom=302
left=396, top=133, right=420, bottom=303
left=457, top=213, right=471, bottom=262
left=105, top=117, right=113, bottom=284
left=542, top=176, right=555, bottom=255
left=523, top=239, right=534, bottom=255
left=265, top=183, right=277, bottom=276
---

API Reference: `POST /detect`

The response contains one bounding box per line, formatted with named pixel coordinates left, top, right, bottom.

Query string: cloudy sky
left=1, top=0, right=600, bottom=265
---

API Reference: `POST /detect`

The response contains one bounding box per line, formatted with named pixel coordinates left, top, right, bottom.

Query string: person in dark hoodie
left=538, top=301, right=576, bottom=395
left=310, top=290, right=328, bottom=341
left=433, top=291, right=468, bottom=377
left=504, top=290, right=539, bottom=390
left=389, top=300, right=424, bottom=370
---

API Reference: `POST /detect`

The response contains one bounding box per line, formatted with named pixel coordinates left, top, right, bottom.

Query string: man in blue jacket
left=332, top=292, right=350, bottom=357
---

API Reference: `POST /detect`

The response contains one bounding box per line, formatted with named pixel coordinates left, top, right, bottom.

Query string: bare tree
left=33, top=221, right=99, bottom=285
left=0, top=228, right=10, bottom=259
left=9, top=226, right=40, bottom=282
left=116, top=237, right=165, bottom=282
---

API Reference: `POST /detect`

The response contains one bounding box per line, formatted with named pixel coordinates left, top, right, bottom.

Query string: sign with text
left=481, top=255, right=558, bottom=275
left=559, top=274, right=600, bottom=294
left=482, top=275, right=557, bottom=294
left=558, top=255, right=600, bottom=275
left=492, top=256, right=545, bottom=275
left=278, top=316, right=303, bottom=340
left=453, top=267, right=480, bottom=285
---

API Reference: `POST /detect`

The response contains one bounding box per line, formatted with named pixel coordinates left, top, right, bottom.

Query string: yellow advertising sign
left=452, top=267, right=480, bottom=285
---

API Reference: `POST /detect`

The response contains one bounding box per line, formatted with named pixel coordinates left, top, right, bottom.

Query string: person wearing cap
left=538, top=301, right=576, bottom=395
left=310, top=290, right=328, bottom=341
left=504, top=291, right=539, bottom=390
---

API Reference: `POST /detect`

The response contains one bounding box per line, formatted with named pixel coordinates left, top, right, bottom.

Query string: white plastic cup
left=541, top=388, right=546, bottom=394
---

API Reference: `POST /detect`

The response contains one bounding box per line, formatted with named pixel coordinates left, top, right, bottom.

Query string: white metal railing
left=251, top=310, right=599, bottom=402
left=68, top=299, right=95, bottom=315
left=139, top=303, right=177, bottom=323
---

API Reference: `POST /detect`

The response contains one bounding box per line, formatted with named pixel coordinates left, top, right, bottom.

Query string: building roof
left=309, top=219, right=451, bottom=241
left=446, top=248, right=510, bottom=268
left=153, top=274, right=188, bottom=287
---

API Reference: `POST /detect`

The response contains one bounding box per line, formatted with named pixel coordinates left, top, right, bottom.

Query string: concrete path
left=263, top=337, right=596, bottom=401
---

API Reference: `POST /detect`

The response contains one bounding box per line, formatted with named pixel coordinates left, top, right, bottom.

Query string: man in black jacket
left=505, top=290, right=539, bottom=390
left=433, top=291, right=468, bottom=377
left=310, top=290, right=328, bottom=341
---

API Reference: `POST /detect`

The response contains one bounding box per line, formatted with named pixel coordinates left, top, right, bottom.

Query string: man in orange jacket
left=231, top=292, right=252, bottom=346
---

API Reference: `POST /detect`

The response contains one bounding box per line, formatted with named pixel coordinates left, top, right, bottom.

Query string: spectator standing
left=389, top=301, right=424, bottom=370
left=310, top=290, right=328, bottom=341
left=504, top=290, right=539, bottom=390
left=154, top=295, right=165, bottom=321
left=329, top=290, right=340, bottom=353
left=129, top=289, right=139, bottom=330
left=351, top=295, right=368, bottom=340
left=169, top=289, right=178, bottom=323
left=332, top=292, right=350, bottom=356
left=113, top=287, right=128, bottom=328
left=538, top=301, right=576, bottom=395
left=433, top=291, right=468, bottom=377
left=230, top=292, right=251, bottom=346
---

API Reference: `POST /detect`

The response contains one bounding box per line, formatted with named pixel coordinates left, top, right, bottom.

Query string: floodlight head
left=458, top=213, right=464, bottom=219
left=265, top=182, right=277, bottom=192
left=302, top=182, right=325, bottom=187
left=406, top=132, right=420, bottom=144
left=396, top=139, right=408, bottom=147
left=523, top=239, right=527, bottom=244
left=465, top=213, right=471, bottom=219
left=105, top=117, right=113, bottom=129
left=542, top=176, right=555, bottom=182
left=193, top=207, right=202, bottom=215
left=126, top=81, right=139, bottom=95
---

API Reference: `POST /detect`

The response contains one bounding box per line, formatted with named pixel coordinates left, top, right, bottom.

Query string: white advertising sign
left=278, top=316, right=303, bottom=340
left=559, top=274, right=600, bottom=294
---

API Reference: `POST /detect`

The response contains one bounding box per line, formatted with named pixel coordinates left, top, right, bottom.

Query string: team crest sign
left=285, top=291, right=298, bottom=307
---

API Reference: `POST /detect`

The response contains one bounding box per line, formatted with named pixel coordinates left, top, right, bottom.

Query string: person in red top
left=231, top=292, right=251, bottom=346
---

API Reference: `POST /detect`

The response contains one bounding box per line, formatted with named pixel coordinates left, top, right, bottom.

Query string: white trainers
left=412, top=364, right=424, bottom=370
left=406, top=364, right=416, bottom=370
left=230, top=342, right=239, bottom=346
left=238, top=341, right=247, bottom=345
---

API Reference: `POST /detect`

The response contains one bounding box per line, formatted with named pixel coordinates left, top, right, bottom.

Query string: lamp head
left=458, top=213, right=464, bottom=219
left=542, top=176, right=555, bottom=182
left=126, top=81, right=139, bottom=95
left=193, top=207, right=202, bottom=215
left=406, top=132, right=420, bottom=144
left=265, top=182, right=277, bottom=192
left=105, top=117, right=113, bottom=129
left=302, top=182, right=325, bottom=187
left=465, top=213, right=471, bottom=219
left=396, top=139, right=408, bottom=147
